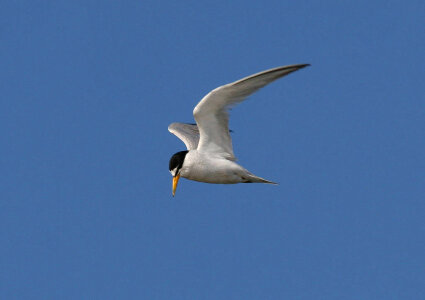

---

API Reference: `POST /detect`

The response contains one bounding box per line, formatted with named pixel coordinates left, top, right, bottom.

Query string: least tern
left=169, top=64, right=310, bottom=196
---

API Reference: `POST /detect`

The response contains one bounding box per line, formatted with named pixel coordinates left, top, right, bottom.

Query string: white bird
left=168, top=64, right=310, bottom=196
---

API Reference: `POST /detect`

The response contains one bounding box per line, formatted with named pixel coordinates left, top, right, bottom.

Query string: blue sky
left=1, top=1, right=424, bottom=299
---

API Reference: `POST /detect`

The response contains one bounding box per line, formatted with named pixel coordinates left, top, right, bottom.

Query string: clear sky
left=1, top=1, right=424, bottom=299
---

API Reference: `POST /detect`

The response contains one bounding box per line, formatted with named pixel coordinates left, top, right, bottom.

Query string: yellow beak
left=172, top=174, right=180, bottom=197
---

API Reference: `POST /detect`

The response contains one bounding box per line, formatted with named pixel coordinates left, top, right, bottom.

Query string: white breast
left=180, top=150, right=247, bottom=184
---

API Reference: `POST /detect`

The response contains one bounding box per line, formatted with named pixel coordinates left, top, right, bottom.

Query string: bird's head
left=168, top=150, right=188, bottom=196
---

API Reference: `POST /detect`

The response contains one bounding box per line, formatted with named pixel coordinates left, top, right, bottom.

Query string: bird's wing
left=193, top=64, right=310, bottom=159
left=168, top=122, right=200, bottom=150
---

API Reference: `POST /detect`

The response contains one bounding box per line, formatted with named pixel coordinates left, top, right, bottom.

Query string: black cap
left=169, top=150, right=188, bottom=174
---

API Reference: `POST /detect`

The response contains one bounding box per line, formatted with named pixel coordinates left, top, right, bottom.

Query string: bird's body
left=179, top=150, right=274, bottom=184
left=168, top=64, right=309, bottom=196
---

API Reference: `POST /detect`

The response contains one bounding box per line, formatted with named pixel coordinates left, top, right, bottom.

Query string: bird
left=168, top=64, right=310, bottom=196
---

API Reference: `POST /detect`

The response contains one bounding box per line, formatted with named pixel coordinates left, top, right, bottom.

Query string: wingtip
left=282, top=63, right=310, bottom=73
left=298, top=63, right=311, bottom=69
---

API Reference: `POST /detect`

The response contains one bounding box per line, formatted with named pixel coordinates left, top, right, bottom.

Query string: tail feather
left=245, top=174, right=278, bottom=185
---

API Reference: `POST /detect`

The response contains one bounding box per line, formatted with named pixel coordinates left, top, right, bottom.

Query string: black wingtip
left=285, top=63, right=310, bottom=72
left=298, top=63, right=311, bottom=69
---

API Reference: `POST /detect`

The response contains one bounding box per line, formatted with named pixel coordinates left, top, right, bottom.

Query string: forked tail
left=245, top=174, right=277, bottom=185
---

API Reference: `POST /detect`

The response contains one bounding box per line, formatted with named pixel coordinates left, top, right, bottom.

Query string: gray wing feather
left=193, top=64, right=310, bottom=159
left=168, top=122, right=200, bottom=150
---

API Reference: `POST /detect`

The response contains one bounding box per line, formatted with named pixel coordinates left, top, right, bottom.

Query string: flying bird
left=168, top=64, right=310, bottom=196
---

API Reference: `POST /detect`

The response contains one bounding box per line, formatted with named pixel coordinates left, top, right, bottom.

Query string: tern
left=168, top=64, right=310, bottom=196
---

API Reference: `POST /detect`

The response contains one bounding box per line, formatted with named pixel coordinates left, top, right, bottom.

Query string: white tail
left=245, top=174, right=277, bottom=184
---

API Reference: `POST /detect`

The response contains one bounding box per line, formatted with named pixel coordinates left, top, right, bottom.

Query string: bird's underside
left=179, top=150, right=277, bottom=184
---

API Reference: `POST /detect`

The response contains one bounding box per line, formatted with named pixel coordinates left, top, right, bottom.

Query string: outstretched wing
left=193, top=64, right=310, bottom=159
left=168, top=122, right=200, bottom=150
